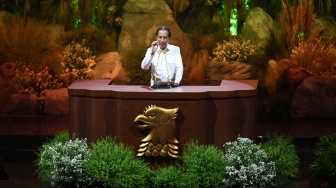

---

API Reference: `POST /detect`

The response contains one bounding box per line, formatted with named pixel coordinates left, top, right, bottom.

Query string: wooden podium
left=68, top=79, right=258, bottom=150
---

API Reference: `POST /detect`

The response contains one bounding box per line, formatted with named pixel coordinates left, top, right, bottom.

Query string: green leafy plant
left=179, top=140, right=225, bottom=188
left=309, top=132, right=336, bottom=187
left=222, top=136, right=276, bottom=188
left=260, top=134, right=299, bottom=186
left=35, top=131, right=92, bottom=187
left=61, top=39, right=96, bottom=80
left=150, top=166, right=196, bottom=188
left=84, top=136, right=151, bottom=188
left=150, top=140, right=224, bottom=188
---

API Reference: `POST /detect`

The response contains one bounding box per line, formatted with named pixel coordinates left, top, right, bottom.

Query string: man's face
left=156, top=30, right=169, bottom=50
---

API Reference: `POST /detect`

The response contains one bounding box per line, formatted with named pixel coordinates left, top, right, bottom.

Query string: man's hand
left=151, top=41, right=159, bottom=55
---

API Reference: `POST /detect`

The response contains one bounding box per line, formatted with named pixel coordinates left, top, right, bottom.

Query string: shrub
left=310, top=132, right=336, bottom=187
left=61, top=39, right=96, bottom=80
left=290, top=37, right=336, bottom=76
left=179, top=140, right=225, bottom=188
left=35, top=132, right=92, bottom=187
left=150, top=166, right=196, bottom=188
left=260, top=134, right=299, bottom=186
left=84, top=137, right=151, bottom=188
left=222, top=136, right=276, bottom=188
left=14, top=61, right=62, bottom=110
left=212, top=35, right=258, bottom=62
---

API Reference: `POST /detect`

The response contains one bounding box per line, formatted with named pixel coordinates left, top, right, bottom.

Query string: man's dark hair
left=156, top=26, right=171, bottom=38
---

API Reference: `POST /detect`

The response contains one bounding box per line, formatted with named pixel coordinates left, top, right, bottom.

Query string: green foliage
left=310, top=132, right=336, bottom=187
left=260, top=134, right=299, bottom=186
left=121, top=46, right=151, bottom=85
left=35, top=131, right=70, bottom=153
left=150, top=166, right=196, bottom=188
left=84, top=136, right=151, bottom=188
left=47, top=131, right=70, bottom=144
left=35, top=132, right=306, bottom=187
left=179, top=140, right=225, bottom=188
left=151, top=140, right=224, bottom=188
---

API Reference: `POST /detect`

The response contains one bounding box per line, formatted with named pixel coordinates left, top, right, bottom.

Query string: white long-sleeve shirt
left=141, top=44, right=183, bottom=86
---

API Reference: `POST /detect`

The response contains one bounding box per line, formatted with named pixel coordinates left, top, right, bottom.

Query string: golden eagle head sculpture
left=134, top=105, right=179, bottom=158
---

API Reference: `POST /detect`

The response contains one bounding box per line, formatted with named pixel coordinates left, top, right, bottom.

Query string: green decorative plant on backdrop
left=310, top=132, right=336, bottom=187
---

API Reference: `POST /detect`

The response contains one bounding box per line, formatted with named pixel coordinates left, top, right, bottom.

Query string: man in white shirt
left=141, top=26, right=183, bottom=88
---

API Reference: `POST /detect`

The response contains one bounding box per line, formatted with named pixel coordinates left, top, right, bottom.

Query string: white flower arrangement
left=222, top=137, right=276, bottom=188
left=212, top=36, right=256, bottom=62
left=61, top=39, right=96, bottom=80
left=37, top=136, right=92, bottom=187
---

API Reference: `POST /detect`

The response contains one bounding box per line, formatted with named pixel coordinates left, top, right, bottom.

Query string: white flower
left=222, top=136, right=276, bottom=188
left=37, top=137, right=91, bottom=187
